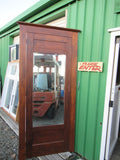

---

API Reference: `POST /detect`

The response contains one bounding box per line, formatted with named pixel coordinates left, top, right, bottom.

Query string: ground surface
left=110, top=138, right=120, bottom=160
left=0, top=117, right=19, bottom=160
left=0, top=117, right=39, bottom=160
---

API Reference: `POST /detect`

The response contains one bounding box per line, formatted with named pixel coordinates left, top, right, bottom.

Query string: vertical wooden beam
left=19, top=25, right=26, bottom=160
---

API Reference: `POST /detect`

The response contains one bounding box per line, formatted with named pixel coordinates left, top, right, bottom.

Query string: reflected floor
left=33, top=104, right=64, bottom=127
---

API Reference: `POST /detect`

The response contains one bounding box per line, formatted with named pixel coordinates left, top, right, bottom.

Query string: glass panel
left=11, top=82, right=19, bottom=115
left=10, top=64, right=17, bottom=75
left=32, top=53, right=66, bottom=127
left=11, top=46, right=16, bottom=61
left=4, top=79, right=14, bottom=109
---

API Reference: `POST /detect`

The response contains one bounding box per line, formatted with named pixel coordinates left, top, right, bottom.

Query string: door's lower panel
left=32, top=125, right=64, bottom=144
left=26, top=141, right=66, bottom=158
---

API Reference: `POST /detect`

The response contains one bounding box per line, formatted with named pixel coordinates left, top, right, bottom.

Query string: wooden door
left=18, top=22, right=79, bottom=160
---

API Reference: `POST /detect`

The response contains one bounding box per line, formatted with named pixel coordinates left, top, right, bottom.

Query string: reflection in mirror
left=32, top=53, right=66, bottom=127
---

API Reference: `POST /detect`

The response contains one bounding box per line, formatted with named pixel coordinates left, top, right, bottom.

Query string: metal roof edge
left=0, top=0, right=75, bottom=36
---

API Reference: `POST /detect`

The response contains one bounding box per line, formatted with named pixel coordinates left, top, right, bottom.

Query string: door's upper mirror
left=32, top=53, right=66, bottom=127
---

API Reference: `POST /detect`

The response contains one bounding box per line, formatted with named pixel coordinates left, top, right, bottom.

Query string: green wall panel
left=67, top=0, right=120, bottom=160
left=0, top=35, right=13, bottom=87
left=116, top=14, right=120, bottom=27
left=0, top=39, right=2, bottom=81
left=114, top=0, right=120, bottom=13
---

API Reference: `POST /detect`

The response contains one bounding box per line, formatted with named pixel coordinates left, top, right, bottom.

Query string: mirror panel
left=32, top=53, right=66, bottom=127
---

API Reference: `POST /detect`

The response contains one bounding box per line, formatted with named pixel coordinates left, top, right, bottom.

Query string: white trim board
left=100, top=29, right=120, bottom=160
left=108, top=27, right=120, bottom=33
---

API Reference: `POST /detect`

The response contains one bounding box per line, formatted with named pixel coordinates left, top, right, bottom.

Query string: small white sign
left=78, top=62, right=103, bottom=72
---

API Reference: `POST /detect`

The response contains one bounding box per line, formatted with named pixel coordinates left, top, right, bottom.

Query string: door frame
left=100, top=28, right=120, bottom=160
left=105, top=39, right=120, bottom=160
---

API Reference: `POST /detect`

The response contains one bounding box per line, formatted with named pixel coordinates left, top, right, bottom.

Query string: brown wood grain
left=69, top=32, right=78, bottom=151
left=32, top=125, right=64, bottom=144
left=31, top=141, right=65, bottom=158
left=19, top=25, right=27, bottom=160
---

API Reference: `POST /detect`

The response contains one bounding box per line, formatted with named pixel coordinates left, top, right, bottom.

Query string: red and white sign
left=78, top=62, right=103, bottom=72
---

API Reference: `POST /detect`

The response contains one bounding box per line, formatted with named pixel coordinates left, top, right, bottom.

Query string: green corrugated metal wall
left=66, top=0, right=120, bottom=160
left=0, top=0, right=120, bottom=159
left=115, top=0, right=120, bottom=13
left=0, top=36, right=10, bottom=86
left=0, top=35, right=13, bottom=86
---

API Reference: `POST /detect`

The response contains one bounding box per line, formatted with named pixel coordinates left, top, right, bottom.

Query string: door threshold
left=37, top=152, right=83, bottom=160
